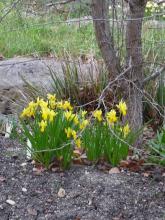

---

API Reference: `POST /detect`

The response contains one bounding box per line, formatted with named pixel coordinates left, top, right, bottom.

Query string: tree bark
left=125, top=0, right=147, bottom=133
left=91, top=0, right=121, bottom=78
left=91, top=0, right=147, bottom=142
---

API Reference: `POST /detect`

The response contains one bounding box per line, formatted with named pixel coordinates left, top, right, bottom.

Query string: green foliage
left=82, top=107, right=139, bottom=166
left=82, top=121, right=137, bottom=166
left=0, top=13, right=97, bottom=58
left=0, top=9, right=164, bottom=66
left=82, top=121, right=104, bottom=161
left=145, top=1, right=165, bottom=20
left=19, top=96, right=81, bottom=169
left=149, top=126, right=165, bottom=166
left=50, top=60, right=108, bottom=107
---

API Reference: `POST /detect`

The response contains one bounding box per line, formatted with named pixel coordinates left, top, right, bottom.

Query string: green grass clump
left=0, top=13, right=98, bottom=58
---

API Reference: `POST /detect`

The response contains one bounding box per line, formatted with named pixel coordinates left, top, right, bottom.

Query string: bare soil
left=0, top=137, right=165, bottom=220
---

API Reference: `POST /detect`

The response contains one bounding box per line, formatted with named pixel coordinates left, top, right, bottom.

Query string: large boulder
left=0, top=57, right=99, bottom=115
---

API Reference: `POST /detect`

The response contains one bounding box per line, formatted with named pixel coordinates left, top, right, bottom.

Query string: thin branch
left=46, top=0, right=76, bottom=7
left=142, top=66, right=165, bottom=86
left=98, top=66, right=131, bottom=107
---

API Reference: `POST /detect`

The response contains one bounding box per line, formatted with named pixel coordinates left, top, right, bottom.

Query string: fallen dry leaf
left=120, top=159, right=144, bottom=172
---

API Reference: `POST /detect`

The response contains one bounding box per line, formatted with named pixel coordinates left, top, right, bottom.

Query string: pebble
left=6, top=199, right=16, bottom=206
left=58, top=187, right=66, bottom=198
left=22, top=187, right=27, bottom=192
left=20, top=162, right=27, bottom=167
left=109, top=167, right=120, bottom=174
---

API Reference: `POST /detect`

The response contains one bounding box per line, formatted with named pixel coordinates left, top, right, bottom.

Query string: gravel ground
left=0, top=137, right=165, bottom=220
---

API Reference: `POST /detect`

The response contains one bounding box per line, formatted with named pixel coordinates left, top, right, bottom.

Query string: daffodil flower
left=123, top=124, right=130, bottom=138
left=106, top=109, right=117, bottom=124
left=39, top=120, right=47, bottom=132
left=116, top=100, right=127, bottom=116
left=93, top=110, right=103, bottom=122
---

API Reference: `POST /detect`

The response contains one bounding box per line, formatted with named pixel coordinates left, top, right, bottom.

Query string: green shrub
left=149, top=126, right=165, bottom=166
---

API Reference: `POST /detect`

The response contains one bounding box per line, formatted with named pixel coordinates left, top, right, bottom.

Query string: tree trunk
left=91, top=0, right=121, bottom=78
left=91, top=0, right=147, bottom=141
left=125, top=0, right=147, bottom=133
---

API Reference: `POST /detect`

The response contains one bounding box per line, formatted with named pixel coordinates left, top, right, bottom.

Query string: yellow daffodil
left=20, top=108, right=30, bottom=118
left=41, top=107, right=57, bottom=122
left=93, top=110, right=102, bottom=122
left=39, top=120, right=47, bottom=132
left=37, top=98, right=48, bottom=109
left=73, top=115, right=79, bottom=125
left=75, top=138, right=81, bottom=148
left=123, top=124, right=130, bottom=138
left=64, top=111, right=74, bottom=121
left=20, top=101, right=37, bottom=118
left=41, top=108, right=50, bottom=120
left=65, top=127, right=77, bottom=140
left=62, top=101, right=73, bottom=111
left=47, top=93, right=56, bottom=101
left=64, top=111, right=79, bottom=125
left=81, top=110, right=87, bottom=118
left=47, top=94, right=56, bottom=109
left=106, top=109, right=117, bottom=124
left=80, top=119, right=89, bottom=130
left=116, top=100, right=127, bottom=116
left=57, top=100, right=73, bottom=111
left=65, top=127, right=72, bottom=138
left=71, top=130, right=77, bottom=140
left=49, top=110, right=57, bottom=122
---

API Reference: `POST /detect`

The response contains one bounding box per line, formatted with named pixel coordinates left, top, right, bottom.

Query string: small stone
left=85, top=170, right=89, bottom=175
left=6, top=199, right=16, bottom=206
left=27, top=208, right=38, bottom=216
left=31, top=160, right=35, bottom=165
left=32, top=168, right=38, bottom=172
left=22, top=188, right=27, bottom=192
left=58, top=188, right=66, bottom=198
left=0, top=176, right=6, bottom=182
left=143, top=172, right=150, bottom=177
left=88, top=198, right=92, bottom=205
left=21, top=162, right=27, bottom=167
left=109, top=167, right=120, bottom=174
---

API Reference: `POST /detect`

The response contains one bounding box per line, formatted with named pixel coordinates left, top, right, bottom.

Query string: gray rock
left=0, top=57, right=99, bottom=115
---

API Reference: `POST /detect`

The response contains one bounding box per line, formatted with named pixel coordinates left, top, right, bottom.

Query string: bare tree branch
left=142, top=66, right=165, bottom=86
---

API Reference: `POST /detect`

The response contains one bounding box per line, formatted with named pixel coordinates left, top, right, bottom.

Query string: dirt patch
left=0, top=137, right=165, bottom=220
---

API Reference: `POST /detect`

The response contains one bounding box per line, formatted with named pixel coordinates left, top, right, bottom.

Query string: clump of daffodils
left=81, top=100, right=135, bottom=166
left=93, top=100, right=130, bottom=138
left=20, top=94, right=89, bottom=149
left=20, top=96, right=133, bottom=168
